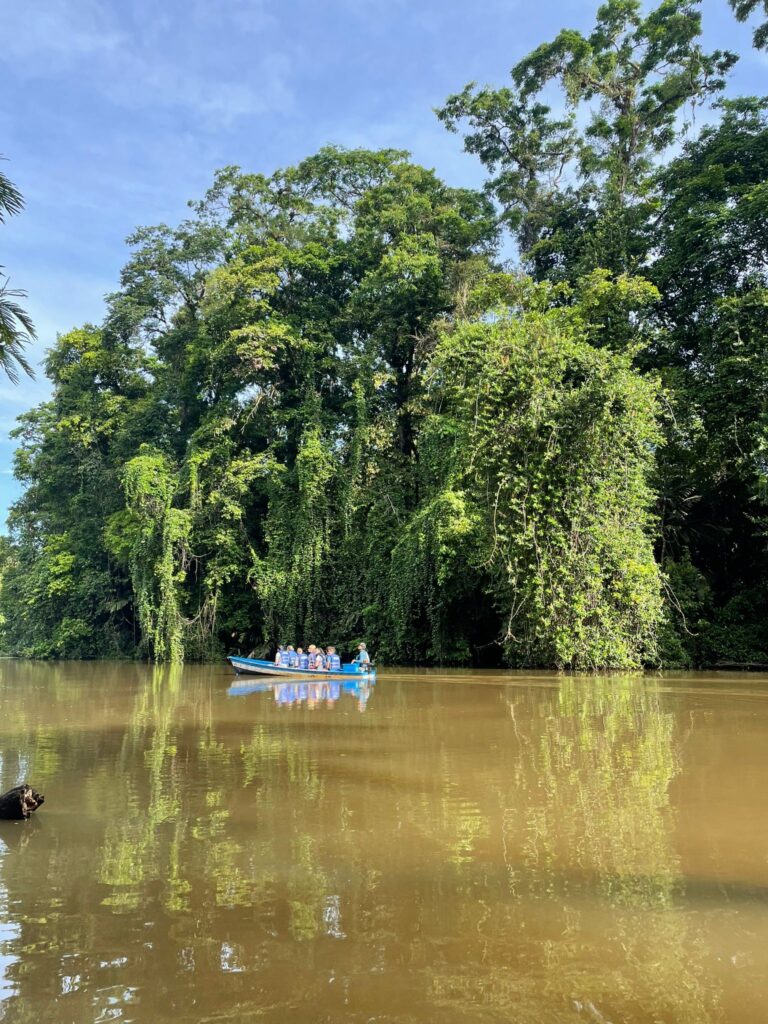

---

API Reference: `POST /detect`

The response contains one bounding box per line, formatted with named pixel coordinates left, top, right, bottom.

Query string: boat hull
left=227, top=655, right=375, bottom=682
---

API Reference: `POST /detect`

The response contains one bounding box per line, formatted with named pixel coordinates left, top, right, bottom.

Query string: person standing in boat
left=353, top=643, right=370, bottom=671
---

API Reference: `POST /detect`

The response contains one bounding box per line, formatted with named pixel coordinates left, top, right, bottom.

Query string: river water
left=0, top=661, right=766, bottom=1023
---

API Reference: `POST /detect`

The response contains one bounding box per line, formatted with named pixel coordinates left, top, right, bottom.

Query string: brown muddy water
left=0, top=662, right=766, bottom=1023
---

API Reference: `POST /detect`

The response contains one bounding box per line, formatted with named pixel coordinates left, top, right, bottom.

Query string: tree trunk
left=0, top=785, right=44, bottom=820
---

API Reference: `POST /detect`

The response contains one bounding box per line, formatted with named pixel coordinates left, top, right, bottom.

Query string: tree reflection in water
left=0, top=662, right=744, bottom=1023
left=425, top=677, right=717, bottom=1024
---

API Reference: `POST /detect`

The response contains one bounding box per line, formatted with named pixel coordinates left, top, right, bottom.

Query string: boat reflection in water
left=228, top=675, right=374, bottom=711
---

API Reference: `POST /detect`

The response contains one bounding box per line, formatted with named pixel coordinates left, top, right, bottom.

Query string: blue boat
left=227, top=655, right=376, bottom=682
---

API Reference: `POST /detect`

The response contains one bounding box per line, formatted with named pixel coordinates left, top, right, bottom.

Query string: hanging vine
left=122, top=446, right=190, bottom=663
left=425, top=277, right=664, bottom=669
left=257, top=390, right=336, bottom=643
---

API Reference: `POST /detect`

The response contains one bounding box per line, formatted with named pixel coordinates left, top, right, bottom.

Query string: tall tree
left=387, top=272, right=664, bottom=668
left=1, top=149, right=501, bottom=663
left=438, top=0, right=737, bottom=280
left=649, top=97, right=768, bottom=664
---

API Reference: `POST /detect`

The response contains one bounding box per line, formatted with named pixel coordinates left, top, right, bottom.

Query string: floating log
left=0, top=785, right=44, bottom=820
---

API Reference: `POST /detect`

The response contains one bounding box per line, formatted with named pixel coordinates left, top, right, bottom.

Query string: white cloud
left=2, top=0, right=296, bottom=127
left=309, top=98, right=486, bottom=190
left=125, top=52, right=296, bottom=128
left=1, top=0, right=123, bottom=66
left=189, top=0, right=276, bottom=35
left=197, top=55, right=295, bottom=125
left=0, top=371, right=49, bottom=408
left=0, top=381, right=45, bottom=410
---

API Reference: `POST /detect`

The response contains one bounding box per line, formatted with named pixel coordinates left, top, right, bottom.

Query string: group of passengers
left=274, top=642, right=370, bottom=672
left=273, top=679, right=372, bottom=712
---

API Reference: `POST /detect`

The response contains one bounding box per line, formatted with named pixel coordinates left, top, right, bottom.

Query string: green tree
left=1, top=326, right=147, bottom=657
left=438, top=0, right=768, bottom=666
left=0, top=149, right=501, bottom=663
left=387, top=273, right=664, bottom=669
left=649, top=98, right=768, bottom=663
left=438, top=0, right=736, bottom=280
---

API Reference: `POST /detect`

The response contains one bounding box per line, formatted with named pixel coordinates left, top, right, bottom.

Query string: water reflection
left=464, top=677, right=709, bottom=1024
left=0, top=661, right=764, bottom=1021
left=0, top=881, right=20, bottom=1002
left=228, top=676, right=374, bottom=712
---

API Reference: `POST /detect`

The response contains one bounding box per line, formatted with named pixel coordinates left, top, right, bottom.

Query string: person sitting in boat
left=311, top=647, right=326, bottom=671
left=325, top=646, right=341, bottom=671
left=274, top=645, right=287, bottom=666
left=297, top=647, right=309, bottom=670
left=286, top=645, right=299, bottom=668
left=306, top=644, right=318, bottom=669
left=353, top=643, right=370, bottom=671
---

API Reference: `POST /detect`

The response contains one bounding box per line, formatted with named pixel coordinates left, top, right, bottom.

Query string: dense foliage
left=1, top=0, right=766, bottom=668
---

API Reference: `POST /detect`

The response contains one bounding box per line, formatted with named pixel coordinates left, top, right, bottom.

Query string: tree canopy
left=1, top=0, right=766, bottom=669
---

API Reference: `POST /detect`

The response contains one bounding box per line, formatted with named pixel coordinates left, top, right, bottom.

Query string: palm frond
left=0, top=159, right=24, bottom=223
left=0, top=274, right=36, bottom=385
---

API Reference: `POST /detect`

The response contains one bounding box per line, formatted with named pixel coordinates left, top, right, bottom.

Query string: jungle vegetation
left=1, top=0, right=766, bottom=669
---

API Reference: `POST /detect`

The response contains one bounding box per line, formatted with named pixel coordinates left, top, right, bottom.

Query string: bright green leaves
left=574, top=270, right=660, bottom=352
left=256, top=396, right=336, bottom=644
left=364, top=270, right=665, bottom=668
left=433, top=0, right=768, bottom=667
left=203, top=245, right=293, bottom=386
left=1, top=137, right=673, bottom=668
left=423, top=277, right=664, bottom=669
left=0, top=321, right=145, bottom=658
left=122, top=448, right=189, bottom=663
left=387, top=489, right=482, bottom=664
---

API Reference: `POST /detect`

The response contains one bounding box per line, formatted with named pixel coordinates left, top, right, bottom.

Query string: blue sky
left=1, top=0, right=765, bottom=524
